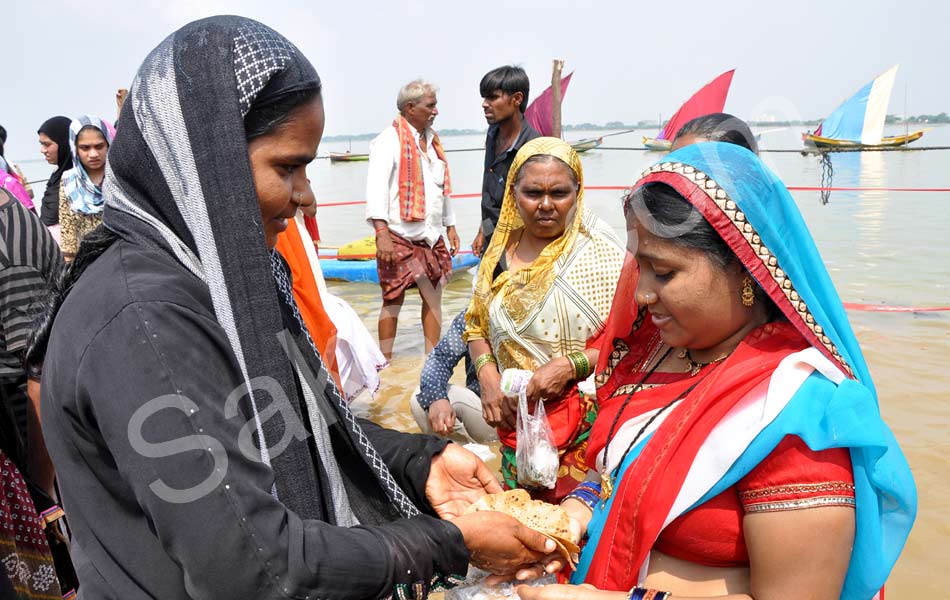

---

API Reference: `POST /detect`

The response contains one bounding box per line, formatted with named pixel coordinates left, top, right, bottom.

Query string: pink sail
left=659, top=69, right=735, bottom=140
left=525, top=72, right=573, bottom=137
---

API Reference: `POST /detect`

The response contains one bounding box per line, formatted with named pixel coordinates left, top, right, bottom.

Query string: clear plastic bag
left=445, top=567, right=556, bottom=599
left=515, top=390, right=559, bottom=490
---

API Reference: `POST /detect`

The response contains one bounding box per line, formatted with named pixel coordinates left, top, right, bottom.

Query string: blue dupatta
left=576, top=143, right=915, bottom=600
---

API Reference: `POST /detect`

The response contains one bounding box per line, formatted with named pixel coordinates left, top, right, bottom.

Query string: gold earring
left=741, top=276, right=756, bottom=307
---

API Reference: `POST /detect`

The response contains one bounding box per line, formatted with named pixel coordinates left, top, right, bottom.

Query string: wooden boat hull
left=642, top=136, right=672, bottom=151
left=319, top=248, right=480, bottom=283
left=802, top=130, right=924, bottom=149
left=571, top=137, right=603, bottom=153
left=329, top=152, right=369, bottom=163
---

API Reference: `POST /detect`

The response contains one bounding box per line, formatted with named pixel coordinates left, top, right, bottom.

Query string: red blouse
left=653, top=435, right=856, bottom=567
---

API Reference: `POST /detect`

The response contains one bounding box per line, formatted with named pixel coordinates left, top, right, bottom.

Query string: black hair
left=632, top=183, right=735, bottom=267
left=26, top=83, right=322, bottom=376
left=244, top=85, right=322, bottom=142
left=479, top=65, right=530, bottom=114
left=0, top=124, right=6, bottom=157
left=629, top=182, right=781, bottom=319
left=673, top=113, right=758, bottom=154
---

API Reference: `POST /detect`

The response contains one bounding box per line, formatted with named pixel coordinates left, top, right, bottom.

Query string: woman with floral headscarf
left=464, top=137, right=625, bottom=503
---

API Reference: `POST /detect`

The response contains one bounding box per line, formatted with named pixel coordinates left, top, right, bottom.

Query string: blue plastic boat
left=319, top=248, right=480, bottom=283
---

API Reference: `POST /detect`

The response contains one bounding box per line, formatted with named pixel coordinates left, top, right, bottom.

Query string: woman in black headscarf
left=36, top=116, right=73, bottom=227
left=28, top=16, right=555, bottom=600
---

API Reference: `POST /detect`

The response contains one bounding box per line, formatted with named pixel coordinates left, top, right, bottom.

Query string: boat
left=642, top=137, right=672, bottom=151
left=802, top=130, right=925, bottom=149
left=329, top=151, right=369, bottom=163
left=525, top=72, right=573, bottom=137
left=642, top=69, right=735, bottom=150
left=319, top=247, right=480, bottom=283
left=802, top=65, right=925, bottom=149
left=571, top=137, right=603, bottom=153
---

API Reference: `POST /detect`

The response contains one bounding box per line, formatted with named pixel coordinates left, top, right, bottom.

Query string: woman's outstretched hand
left=452, top=511, right=558, bottom=576
left=484, top=509, right=585, bottom=585
left=516, top=583, right=617, bottom=599
left=425, top=443, right=501, bottom=519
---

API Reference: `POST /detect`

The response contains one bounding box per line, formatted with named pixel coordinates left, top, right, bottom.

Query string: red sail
left=525, top=72, right=573, bottom=137
left=659, top=69, right=735, bottom=140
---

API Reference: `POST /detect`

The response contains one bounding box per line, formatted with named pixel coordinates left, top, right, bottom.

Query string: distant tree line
left=885, top=112, right=950, bottom=124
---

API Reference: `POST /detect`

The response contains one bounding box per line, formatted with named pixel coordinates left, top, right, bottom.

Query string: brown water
left=16, top=126, right=950, bottom=595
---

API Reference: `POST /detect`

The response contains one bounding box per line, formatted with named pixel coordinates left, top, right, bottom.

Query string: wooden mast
left=551, top=59, right=565, bottom=138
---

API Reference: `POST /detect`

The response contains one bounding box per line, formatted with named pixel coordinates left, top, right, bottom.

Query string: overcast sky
left=4, top=0, right=947, bottom=159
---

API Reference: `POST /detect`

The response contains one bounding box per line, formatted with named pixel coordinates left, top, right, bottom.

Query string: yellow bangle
left=474, top=353, right=497, bottom=375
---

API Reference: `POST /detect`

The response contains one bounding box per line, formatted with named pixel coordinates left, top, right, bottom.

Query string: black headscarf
left=99, top=15, right=420, bottom=524
left=36, top=116, right=74, bottom=182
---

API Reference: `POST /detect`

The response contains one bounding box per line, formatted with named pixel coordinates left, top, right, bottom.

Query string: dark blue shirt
left=481, top=118, right=540, bottom=241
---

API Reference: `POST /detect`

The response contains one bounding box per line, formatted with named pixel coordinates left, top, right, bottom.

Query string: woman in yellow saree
left=464, top=137, right=625, bottom=502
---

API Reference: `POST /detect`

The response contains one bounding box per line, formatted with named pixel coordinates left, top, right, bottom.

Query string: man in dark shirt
left=472, top=65, right=540, bottom=256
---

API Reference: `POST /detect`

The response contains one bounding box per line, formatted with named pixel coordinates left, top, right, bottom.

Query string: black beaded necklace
left=599, top=346, right=716, bottom=504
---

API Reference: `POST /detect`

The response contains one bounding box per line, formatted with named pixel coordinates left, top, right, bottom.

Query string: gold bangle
left=474, top=353, right=497, bottom=375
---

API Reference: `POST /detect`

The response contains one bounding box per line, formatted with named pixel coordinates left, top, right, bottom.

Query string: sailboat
left=802, top=65, right=924, bottom=149
left=524, top=72, right=603, bottom=153
left=643, top=69, right=735, bottom=151
left=329, top=138, right=369, bottom=163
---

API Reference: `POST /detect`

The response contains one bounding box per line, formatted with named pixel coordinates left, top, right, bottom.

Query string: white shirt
left=364, top=124, right=455, bottom=247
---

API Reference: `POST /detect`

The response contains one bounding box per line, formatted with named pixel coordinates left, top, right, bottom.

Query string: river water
left=13, top=124, right=949, bottom=596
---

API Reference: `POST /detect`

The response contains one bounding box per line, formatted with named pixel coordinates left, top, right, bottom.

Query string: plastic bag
left=445, top=567, right=556, bottom=599
left=515, top=389, right=559, bottom=490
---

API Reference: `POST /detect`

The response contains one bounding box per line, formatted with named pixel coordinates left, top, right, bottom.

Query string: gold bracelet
left=474, top=353, right=497, bottom=375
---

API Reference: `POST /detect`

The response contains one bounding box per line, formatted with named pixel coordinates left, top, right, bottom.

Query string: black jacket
left=42, top=240, right=468, bottom=599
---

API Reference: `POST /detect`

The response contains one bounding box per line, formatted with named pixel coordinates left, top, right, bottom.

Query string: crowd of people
left=0, top=15, right=916, bottom=600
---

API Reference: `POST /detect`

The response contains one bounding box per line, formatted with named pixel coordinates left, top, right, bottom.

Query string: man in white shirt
left=365, top=80, right=460, bottom=360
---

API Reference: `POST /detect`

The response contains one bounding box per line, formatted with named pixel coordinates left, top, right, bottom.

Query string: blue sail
left=817, top=81, right=873, bottom=141
left=816, top=65, right=898, bottom=144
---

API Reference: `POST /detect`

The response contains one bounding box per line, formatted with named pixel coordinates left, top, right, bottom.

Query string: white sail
left=861, top=65, right=898, bottom=145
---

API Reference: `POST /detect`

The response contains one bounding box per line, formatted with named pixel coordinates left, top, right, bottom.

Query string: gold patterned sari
left=464, top=137, right=624, bottom=501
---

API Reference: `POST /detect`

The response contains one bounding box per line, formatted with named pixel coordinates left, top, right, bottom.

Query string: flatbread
left=464, top=489, right=579, bottom=569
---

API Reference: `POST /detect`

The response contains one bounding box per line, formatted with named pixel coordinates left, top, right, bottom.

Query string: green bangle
left=567, top=351, right=591, bottom=380
left=474, top=353, right=497, bottom=375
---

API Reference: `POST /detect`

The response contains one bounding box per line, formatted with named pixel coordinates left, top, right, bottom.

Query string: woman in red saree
left=519, top=142, right=915, bottom=599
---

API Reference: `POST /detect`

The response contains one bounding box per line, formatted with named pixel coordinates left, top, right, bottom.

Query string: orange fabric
left=393, top=115, right=452, bottom=222
left=276, top=218, right=341, bottom=389
left=653, top=435, right=855, bottom=567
